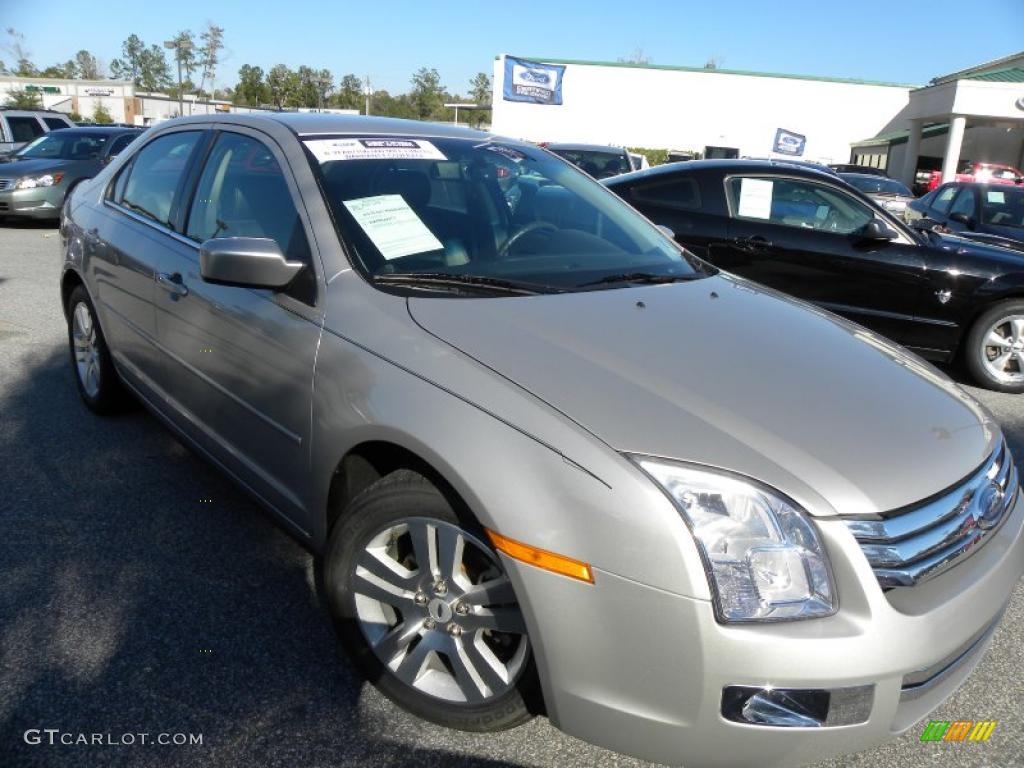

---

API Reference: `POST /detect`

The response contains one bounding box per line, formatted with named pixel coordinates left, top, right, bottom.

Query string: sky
left=7, top=0, right=1024, bottom=95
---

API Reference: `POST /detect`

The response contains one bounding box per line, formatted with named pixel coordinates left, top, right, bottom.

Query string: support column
left=941, top=115, right=967, bottom=183
left=901, top=119, right=922, bottom=188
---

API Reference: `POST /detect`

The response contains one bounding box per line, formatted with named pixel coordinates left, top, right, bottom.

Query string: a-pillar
left=901, top=119, right=922, bottom=188
left=941, top=115, right=967, bottom=183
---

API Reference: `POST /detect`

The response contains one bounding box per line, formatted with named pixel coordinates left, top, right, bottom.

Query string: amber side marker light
left=485, top=529, right=594, bottom=583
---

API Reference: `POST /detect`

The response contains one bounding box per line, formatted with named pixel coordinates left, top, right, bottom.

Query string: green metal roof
left=851, top=123, right=950, bottom=149
left=964, top=66, right=1024, bottom=82
left=496, top=55, right=917, bottom=88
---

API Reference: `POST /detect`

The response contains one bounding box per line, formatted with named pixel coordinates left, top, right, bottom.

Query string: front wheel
left=324, top=469, right=537, bottom=731
left=964, top=300, right=1024, bottom=393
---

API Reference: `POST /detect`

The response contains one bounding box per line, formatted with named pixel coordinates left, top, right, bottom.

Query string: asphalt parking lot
left=1, top=220, right=1022, bottom=768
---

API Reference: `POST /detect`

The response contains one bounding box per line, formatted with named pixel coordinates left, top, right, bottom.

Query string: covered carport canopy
left=899, top=53, right=1024, bottom=187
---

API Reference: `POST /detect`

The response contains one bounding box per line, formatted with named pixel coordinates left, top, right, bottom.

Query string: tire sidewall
left=323, top=470, right=537, bottom=732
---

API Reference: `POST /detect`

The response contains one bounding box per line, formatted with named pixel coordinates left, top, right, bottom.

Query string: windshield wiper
left=578, top=272, right=699, bottom=288
left=373, top=272, right=557, bottom=295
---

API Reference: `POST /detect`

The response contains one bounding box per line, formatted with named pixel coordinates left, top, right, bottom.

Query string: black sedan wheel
left=965, top=300, right=1024, bottom=393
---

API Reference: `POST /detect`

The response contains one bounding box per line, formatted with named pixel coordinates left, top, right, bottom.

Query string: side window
left=727, top=176, right=873, bottom=234
left=931, top=185, right=957, bottom=215
left=44, top=117, right=71, bottom=130
left=185, top=132, right=311, bottom=266
left=632, top=177, right=702, bottom=211
left=107, top=134, right=137, bottom=158
left=949, top=188, right=976, bottom=219
left=119, top=131, right=202, bottom=228
left=8, top=116, right=45, bottom=143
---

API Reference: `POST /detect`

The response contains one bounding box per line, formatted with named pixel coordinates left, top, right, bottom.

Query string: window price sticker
left=305, top=138, right=447, bottom=163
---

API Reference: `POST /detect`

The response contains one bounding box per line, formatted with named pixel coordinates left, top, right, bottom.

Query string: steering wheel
left=499, top=221, right=558, bottom=257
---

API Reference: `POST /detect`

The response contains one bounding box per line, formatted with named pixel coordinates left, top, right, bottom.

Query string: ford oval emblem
left=1016, top=95, right=1024, bottom=111
left=977, top=481, right=1005, bottom=530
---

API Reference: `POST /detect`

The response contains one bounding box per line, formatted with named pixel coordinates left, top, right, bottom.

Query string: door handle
left=734, top=235, right=774, bottom=253
left=156, top=272, right=189, bottom=297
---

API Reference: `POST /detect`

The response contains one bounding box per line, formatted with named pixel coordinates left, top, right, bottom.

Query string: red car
left=925, top=161, right=1024, bottom=192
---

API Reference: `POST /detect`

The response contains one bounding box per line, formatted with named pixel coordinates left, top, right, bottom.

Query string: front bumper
left=0, top=186, right=64, bottom=220
left=505, top=488, right=1024, bottom=767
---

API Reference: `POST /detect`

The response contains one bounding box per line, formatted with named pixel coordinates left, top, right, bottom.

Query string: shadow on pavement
left=0, top=348, right=531, bottom=768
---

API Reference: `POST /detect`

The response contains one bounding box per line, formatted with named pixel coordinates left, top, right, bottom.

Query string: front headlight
left=15, top=172, right=64, bottom=190
left=634, top=458, right=836, bottom=623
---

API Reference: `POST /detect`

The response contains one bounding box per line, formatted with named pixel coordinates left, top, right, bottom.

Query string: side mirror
left=910, top=217, right=940, bottom=231
left=656, top=224, right=676, bottom=240
left=859, top=219, right=898, bottom=241
left=199, top=237, right=303, bottom=289
left=948, top=212, right=976, bottom=230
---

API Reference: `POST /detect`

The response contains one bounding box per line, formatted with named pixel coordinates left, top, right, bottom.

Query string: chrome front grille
left=845, top=442, right=1018, bottom=589
left=0, top=179, right=13, bottom=191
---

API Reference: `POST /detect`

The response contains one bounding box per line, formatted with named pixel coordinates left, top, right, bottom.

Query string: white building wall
left=492, top=56, right=912, bottom=163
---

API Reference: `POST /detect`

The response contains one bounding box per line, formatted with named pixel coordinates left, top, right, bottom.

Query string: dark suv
left=0, top=108, right=75, bottom=156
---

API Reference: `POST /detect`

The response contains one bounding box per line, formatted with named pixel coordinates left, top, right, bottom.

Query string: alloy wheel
left=980, top=314, right=1024, bottom=384
left=72, top=301, right=101, bottom=397
left=352, top=517, right=528, bottom=704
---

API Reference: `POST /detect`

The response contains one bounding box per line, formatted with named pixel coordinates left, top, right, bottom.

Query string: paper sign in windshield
left=737, top=178, right=774, bottom=219
left=343, top=195, right=443, bottom=260
left=988, top=190, right=1006, bottom=204
left=305, top=138, right=447, bottom=163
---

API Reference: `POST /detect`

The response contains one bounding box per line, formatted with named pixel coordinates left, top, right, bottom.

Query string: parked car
left=0, top=107, right=75, bottom=157
left=924, top=161, right=1024, bottom=192
left=829, top=163, right=888, bottom=177
left=839, top=172, right=916, bottom=220
left=907, top=182, right=1024, bottom=251
left=541, top=142, right=632, bottom=178
left=0, top=127, right=142, bottom=221
left=605, top=159, right=1024, bottom=391
left=61, top=115, right=1024, bottom=768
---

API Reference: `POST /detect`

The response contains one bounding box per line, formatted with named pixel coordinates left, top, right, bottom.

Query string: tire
left=965, top=300, right=1024, bottom=393
left=324, top=469, right=538, bottom=732
left=66, top=284, right=129, bottom=413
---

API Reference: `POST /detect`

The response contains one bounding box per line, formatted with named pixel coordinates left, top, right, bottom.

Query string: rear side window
left=116, top=131, right=202, bottom=229
left=631, top=177, right=702, bottom=211
left=7, top=116, right=45, bottom=143
left=107, top=133, right=138, bottom=157
left=185, top=132, right=310, bottom=265
left=44, top=117, right=71, bottom=130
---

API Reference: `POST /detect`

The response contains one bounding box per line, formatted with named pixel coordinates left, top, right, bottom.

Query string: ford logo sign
left=1016, top=95, right=1024, bottom=111
left=977, top=481, right=1006, bottom=530
left=520, top=69, right=552, bottom=85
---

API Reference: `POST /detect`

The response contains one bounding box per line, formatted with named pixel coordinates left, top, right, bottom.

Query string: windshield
left=546, top=147, right=630, bottom=178
left=15, top=132, right=109, bottom=160
left=981, top=186, right=1024, bottom=230
left=842, top=174, right=912, bottom=197
left=309, top=136, right=710, bottom=294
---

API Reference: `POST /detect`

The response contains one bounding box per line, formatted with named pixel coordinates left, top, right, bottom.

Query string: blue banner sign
left=773, top=128, right=806, bottom=156
left=503, top=56, right=566, bottom=105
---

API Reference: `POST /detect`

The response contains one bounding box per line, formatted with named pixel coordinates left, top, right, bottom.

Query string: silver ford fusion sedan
left=59, top=114, right=1024, bottom=767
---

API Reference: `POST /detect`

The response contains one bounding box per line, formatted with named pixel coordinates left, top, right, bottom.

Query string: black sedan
left=906, top=181, right=1024, bottom=252
left=605, top=159, right=1024, bottom=392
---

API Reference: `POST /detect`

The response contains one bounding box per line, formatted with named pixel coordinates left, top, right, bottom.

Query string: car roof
left=544, top=142, right=627, bottom=153
left=161, top=112, right=493, bottom=141
left=604, top=158, right=843, bottom=186
left=840, top=172, right=904, bottom=182
left=45, top=126, right=143, bottom=135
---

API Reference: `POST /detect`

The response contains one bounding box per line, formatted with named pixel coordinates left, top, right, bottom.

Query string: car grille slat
left=845, top=442, right=1017, bottom=589
left=0, top=179, right=12, bottom=191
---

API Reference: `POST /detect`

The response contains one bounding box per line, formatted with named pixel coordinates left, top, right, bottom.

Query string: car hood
left=408, top=274, right=997, bottom=516
left=0, top=157, right=84, bottom=177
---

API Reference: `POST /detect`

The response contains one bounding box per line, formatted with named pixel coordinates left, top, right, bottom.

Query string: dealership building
left=491, top=52, right=1024, bottom=185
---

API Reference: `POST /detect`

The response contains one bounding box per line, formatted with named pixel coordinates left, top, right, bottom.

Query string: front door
left=716, top=173, right=928, bottom=350
left=153, top=128, right=324, bottom=533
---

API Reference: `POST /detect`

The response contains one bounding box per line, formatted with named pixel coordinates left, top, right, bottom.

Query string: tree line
left=2, top=26, right=493, bottom=126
